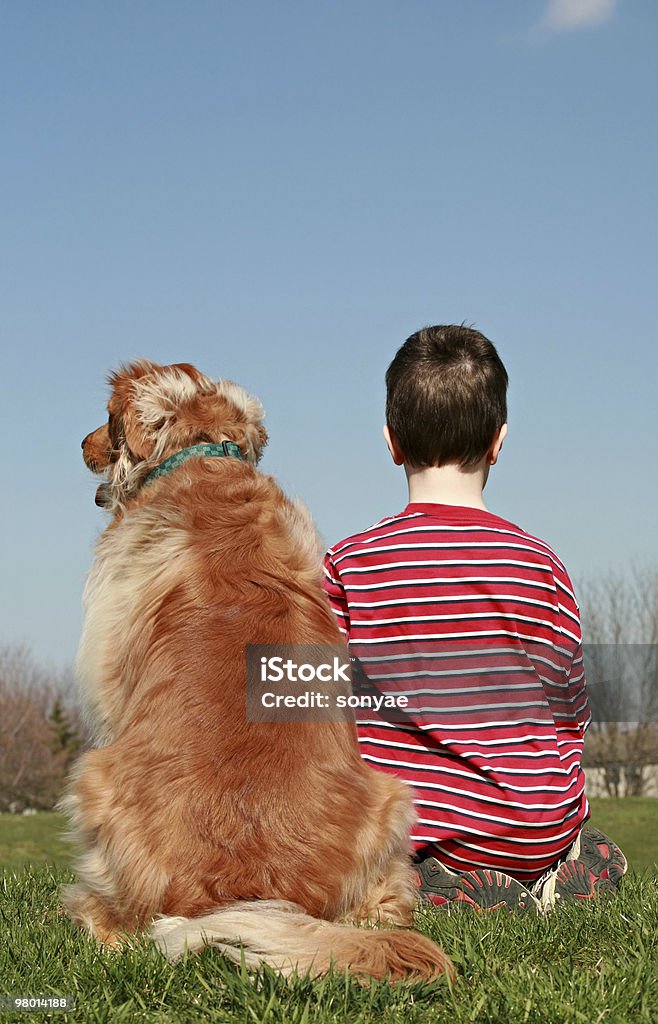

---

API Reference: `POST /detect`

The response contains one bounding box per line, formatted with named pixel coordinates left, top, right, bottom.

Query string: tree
left=580, top=566, right=658, bottom=797
left=48, top=697, right=83, bottom=773
left=0, top=644, right=86, bottom=811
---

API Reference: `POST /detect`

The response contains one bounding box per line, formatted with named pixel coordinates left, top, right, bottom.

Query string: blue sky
left=2, top=0, right=656, bottom=669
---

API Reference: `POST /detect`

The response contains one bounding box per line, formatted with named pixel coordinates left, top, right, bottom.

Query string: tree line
left=0, top=645, right=84, bottom=812
left=579, top=567, right=658, bottom=797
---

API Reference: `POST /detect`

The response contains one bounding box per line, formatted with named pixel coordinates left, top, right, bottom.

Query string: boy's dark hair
left=385, top=325, right=508, bottom=468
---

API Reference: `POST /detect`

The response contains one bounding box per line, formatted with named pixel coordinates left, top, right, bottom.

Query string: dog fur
left=61, top=359, right=452, bottom=982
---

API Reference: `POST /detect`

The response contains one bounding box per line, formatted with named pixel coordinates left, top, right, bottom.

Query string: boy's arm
left=322, top=551, right=350, bottom=640
left=323, top=552, right=375, bottom=701
left=566, top=640, right=592, bottom=734
left=557, top=565, right=591, bottom=734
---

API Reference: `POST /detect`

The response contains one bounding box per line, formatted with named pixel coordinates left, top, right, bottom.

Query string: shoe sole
left=417, top=861, right=539, bottom=913
left=553, top=861, right=598, bottom=901
left=579, top=827, right=628, bottom=888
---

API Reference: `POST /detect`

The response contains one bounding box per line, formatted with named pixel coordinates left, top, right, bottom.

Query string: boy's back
left=319, top=323, right=618, bottom=899
left=324, top=500, right=590, bottom=883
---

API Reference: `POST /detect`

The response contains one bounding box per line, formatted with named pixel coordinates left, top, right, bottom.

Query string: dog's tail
left=151, top=899, right=452, bottom=982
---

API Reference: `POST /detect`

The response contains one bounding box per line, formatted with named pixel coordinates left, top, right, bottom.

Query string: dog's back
left=62, top=360, right=453, bottom=983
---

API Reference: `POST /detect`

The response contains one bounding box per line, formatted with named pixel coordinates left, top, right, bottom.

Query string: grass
left=0, top=803, right=656, bottom=1023
left=0, top=866, right=656, bottom=1024
left=2, top=798, right=657, bottom=873
left=585, top=798, right=658, bottom=872
left=0, top=814, right=70, bottom=872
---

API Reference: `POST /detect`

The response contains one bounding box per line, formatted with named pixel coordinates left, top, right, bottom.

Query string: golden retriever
left=61, top=359, right=452, bottom=982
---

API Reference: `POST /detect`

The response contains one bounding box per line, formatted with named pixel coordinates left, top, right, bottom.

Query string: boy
left=323, top=325, right=626, bottom=911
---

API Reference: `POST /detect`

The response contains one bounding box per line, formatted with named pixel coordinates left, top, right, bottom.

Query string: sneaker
left=549, top=860, right=598, bottom=902
left=415, top=857, right=541, bottom=913
left=576, top=827, right=628, bottom=889
left=537, top=827, right=628, bottom=909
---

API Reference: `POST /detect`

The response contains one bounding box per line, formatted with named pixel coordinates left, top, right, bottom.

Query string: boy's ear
left=383, top=424, right=405, bottom=466
left=488, top=423, right=508, bottom=466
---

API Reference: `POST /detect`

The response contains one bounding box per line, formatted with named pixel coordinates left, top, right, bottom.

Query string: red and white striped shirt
left=323, top=502, right=590, bottom=883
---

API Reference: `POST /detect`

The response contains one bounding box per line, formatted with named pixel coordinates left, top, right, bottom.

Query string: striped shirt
left=323, top=502, right=590, bottom=883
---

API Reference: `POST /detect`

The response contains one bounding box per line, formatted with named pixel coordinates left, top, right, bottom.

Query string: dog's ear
left=108, top=362, right=160, bottom=463
left=119, top=401, right=157, bottom=462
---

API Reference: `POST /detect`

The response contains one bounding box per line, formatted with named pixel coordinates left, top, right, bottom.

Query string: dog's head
left=83, top=360, right=268, bottom=512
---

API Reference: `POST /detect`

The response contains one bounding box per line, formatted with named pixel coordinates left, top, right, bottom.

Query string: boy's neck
left=405, top=460, right=490, bottom=511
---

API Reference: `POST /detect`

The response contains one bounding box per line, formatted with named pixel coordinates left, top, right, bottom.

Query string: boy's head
left=385, top=325, right=508, bottom=469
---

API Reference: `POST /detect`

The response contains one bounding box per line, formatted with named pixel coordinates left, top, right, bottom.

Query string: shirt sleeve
left=556, top=564, right=591, bottom=734
left=322, top=551, right=350, bottom=640
left=567, top=640, right=591, bottom=734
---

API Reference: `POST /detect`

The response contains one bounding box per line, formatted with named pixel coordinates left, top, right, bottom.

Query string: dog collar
left=144, top=442, right=246, bottom=486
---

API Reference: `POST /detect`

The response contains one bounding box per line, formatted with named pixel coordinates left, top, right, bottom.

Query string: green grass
left=0, top=814, right=70, bottom=871
left=1, top=805, right=656, bottom=1023
left=2, top=798, right=656, bottom=872
left=587, top=798, right=658, bottom=871
left=0, top=866, right=656, bottom=1024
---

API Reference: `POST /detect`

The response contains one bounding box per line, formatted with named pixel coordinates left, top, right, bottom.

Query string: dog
left=61, top=359, right=452, bottom=982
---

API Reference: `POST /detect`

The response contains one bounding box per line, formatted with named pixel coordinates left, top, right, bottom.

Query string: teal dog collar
left=144, top=441, right=245, bottom=486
